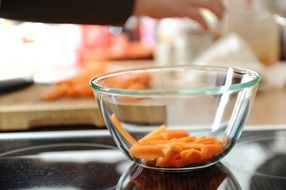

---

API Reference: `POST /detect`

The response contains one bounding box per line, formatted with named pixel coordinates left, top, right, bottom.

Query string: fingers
left=133, top=0, right=225, bottom=31
left=188, top=0, right=225, bottom=19
left=185, top=8, right=209, bottom=30
left=177, top=0, right=225, bottom=30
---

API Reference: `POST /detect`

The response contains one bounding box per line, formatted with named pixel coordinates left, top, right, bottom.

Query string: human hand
left=133, top=0, right=225, bottom=30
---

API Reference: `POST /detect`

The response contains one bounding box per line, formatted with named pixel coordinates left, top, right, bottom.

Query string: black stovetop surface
left=0, top=127, right=285, bottom=190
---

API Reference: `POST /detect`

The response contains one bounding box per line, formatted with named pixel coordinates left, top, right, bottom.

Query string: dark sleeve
left=0, top=0, right=135, bottom=26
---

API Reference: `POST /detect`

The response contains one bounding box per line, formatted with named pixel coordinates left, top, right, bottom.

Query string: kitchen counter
left=0, top=60, right=155, bottom=131
left=0, top=128, right=285, bottom=189
left=247, top=89, right=286, bottom=125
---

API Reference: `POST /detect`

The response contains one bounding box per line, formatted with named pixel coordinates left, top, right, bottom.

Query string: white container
left=155, top=18, right=213, bottom=66
left=173, top=19, right=213, bottom=65
left=223, top=0, right=280, bottom=66
left=154, top=19, right=179, bottom=66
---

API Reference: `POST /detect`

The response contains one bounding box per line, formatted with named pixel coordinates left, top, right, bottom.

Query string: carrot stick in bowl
left=138, top=125, right=167, bottom=144
left=130, top=144, right=165, bottom=160
left=130, top=127, right=224, bottom=168
left=109, top=114, right=224, bottom=168
left=110, top=114, right=137, bottom=145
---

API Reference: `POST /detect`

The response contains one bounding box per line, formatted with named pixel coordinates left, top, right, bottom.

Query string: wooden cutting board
left=0, top=60, right=156, bottom=131
left=0, top=84, right=104, bottom=131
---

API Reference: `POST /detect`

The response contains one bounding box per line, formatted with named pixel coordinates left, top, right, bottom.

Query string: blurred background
left=1, top=0, right=286, bottom=131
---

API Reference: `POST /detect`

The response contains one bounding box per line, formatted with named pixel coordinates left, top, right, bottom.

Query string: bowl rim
left=89, top=65, right=261, bottom=96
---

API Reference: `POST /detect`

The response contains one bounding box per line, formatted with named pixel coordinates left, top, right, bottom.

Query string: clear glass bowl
left=90, top=65, right=261, bottom=172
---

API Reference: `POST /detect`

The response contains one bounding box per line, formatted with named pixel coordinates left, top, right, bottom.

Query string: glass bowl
left=90, top=65, right=261, bottom=172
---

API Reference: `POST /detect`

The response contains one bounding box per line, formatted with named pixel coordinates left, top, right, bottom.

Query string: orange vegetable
left=108, top=114, right=224, bottom=168
left=131, top=127, right=224, bottom=168
left=204, top=144, right=224, bottom=160
left=176, top=149, right=202, bottom=167
left=160, top=129, right=189, bottom=140
left=130, top=144, right=164, bottom=160
left=138, top=125, right=167, bottom=144
left=194, top=136, right=218, bottom=144
left=156, top=144, right=182, bottom=167
left=171, top=142, right=204, bottom=150
left=110, top=114, right=137, bottom=145
left=178, top=136, right=197, bottom=142
left=42, top=63, right=150, bottom=101
left=41, top=85, right=69, bottom=101
left=142, top=139, right=170, bottom=145
left=127, top=82, right=146, bottom=90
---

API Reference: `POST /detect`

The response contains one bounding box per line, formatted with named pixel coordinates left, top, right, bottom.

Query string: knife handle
left=0, top=77, right=34, bottom=94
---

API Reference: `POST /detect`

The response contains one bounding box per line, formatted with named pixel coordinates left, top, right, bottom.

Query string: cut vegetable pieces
left=138, top=125, right=166, bottom=144
left=42, top=64, right=150, bottom=101
left=204, top=144, right=224, bottom=160
left=194, top=136, right=218, bottom=144
left=110, top=114, right=137, bottom=145
left=130, top=126, right=224, bottom=168
left=175, top=149, right=202, bottom=167
left=130, top=144, right=165, bottom=160
left=160, top=130, right=189, bottom=140
left=108, top=114, right=224, bottom=168
left=156, top=144, right=182, bottom=167
left=178, top=136, right=197, bottom=142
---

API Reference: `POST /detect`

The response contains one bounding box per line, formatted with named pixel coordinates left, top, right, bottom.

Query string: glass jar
left=155, top=18, right=214, bottom=66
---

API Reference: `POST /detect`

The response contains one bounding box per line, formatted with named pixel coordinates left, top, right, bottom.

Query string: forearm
left=0, top=0, right=135, bottom=25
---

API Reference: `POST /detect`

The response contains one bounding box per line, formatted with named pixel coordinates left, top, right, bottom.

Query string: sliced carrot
left=195, top=136, right=218, bottom=144
left=204, top=144, right=223, bottom=160
left=110, top=114, right=137, bottom=145
left=138, top=125, right=166, bottom=144
left=143, top=139, right=170, bottom=145
left=41, top=85, right=68, bottom=101
left=127, top=82, right=146, bottom=90
left=130, top=144, right=164, bottom=160
left=178, top=136, right=197, bottom=142
left=42, top=63, right=150, bottom=101
left=129, top=125, right=224, bottom=168
left=156, top=144, right=182, bottom=167
left=175, top=149, right=202, bottom=167
left=124, top=73, right=149, bottom=85
left=198, top=144, right=209, bottom=161
left=160, top=130, right=189, bottom=140
left=171, top=142, right=204, bottom=151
